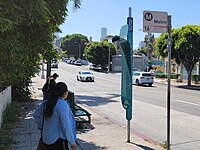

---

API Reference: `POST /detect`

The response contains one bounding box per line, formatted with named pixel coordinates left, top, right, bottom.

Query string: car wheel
left=149, top=83, right=153, bottom=86
left=77, top=76, right=79, bottom=81
left=136, top=80, right=140, bottom=86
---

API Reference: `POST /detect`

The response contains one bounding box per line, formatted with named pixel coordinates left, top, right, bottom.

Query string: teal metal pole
left=126, top=7, right=133, bottom=142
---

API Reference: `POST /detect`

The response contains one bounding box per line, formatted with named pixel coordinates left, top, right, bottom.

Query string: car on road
left=89, top=64, right=102, bottom=71
left=132, top=71, right=154, bottom=86
left=77, top=71, right=94, bottom=82
left=51, top=59, right=58, bottom=68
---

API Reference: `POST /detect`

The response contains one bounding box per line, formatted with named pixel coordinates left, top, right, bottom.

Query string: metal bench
left=67, top=91, right=91, bottom=126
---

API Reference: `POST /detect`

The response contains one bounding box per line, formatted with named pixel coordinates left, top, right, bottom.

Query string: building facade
left=100, top=27, right=107, bottom=41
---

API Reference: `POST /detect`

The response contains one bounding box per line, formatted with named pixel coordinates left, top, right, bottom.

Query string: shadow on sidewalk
left=76, top=122, right=95, bottom=134
left=129, top=142, right=157, bottom=150
left=75, top=93, right=120, bottom=107
left=76, top=138, right=107, bottom=150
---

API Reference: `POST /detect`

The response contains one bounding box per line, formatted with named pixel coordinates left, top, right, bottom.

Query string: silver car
left=77, top=71, right=94, bottom=82
left=132, top=72, right=154, bottom=86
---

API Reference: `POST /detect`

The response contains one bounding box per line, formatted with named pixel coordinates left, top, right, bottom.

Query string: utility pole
left=75, top=42, right=81, bottom=59
left=41, top=59, right=45, bottom=79
left=166, top=15, right=172, bottom=150
left=107, top=47, right=111, bottom=73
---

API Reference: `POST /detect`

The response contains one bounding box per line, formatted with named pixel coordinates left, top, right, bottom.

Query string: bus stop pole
left=127, top=6, right=133, bottom=143
left=127, top=120, right=130, bottom=142
left=167, top=15, right=172, bottom=150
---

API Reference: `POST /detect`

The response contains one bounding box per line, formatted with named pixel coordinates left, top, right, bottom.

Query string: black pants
left=44, top=138, right=69, bottom=150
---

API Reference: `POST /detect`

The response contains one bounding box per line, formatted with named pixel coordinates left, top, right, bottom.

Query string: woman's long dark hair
left=44, top=82, right=68, bottom=118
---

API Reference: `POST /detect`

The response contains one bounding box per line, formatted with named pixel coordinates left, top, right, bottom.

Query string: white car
left=132, top=71, right=154, bottom=86
left=51, top=61, right=58, bottom=68
left=89, top=64, right=101, bottom=71
left=77, top=71, right=94, bottom=82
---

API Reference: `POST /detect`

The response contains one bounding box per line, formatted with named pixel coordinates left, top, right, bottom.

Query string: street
left=53, top=62, right=200, bottom=150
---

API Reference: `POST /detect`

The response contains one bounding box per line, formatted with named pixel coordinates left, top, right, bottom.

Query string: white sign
left=143, top=10, right=168, bottom=33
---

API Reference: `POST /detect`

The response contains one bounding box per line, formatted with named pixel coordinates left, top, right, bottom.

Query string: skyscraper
left=100, top=27, right=107, bottom=41
left=139, top=41, right=144, bottom=48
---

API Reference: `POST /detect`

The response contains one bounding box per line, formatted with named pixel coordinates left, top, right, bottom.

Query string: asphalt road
left=54, top=62, right=200, bottom=150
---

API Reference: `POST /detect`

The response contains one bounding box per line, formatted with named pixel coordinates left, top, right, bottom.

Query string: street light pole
left=74, top=42, right=81, bottom=59
left=41, top=59, right=45, bottom=79
left=107, top=47, right=111, bottom=73
left=103, top=35, right=115, bottom=73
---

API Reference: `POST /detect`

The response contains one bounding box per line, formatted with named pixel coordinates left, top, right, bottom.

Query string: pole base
left=41, top=74, right=45, bottom=79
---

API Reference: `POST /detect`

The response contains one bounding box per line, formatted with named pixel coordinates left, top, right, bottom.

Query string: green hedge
left=0, top=102, right=20, bottom=149
left=154, top=73, right=180, bottom=79
left=192, top=74, right=200, bottom=82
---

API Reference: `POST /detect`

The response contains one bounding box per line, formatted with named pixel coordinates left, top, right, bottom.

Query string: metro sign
left=143, top=10, right=168, bottom=33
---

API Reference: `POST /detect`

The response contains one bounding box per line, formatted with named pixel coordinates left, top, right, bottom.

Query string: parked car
left=51, top=62, right=58, bottom=68
left=67, top=60, right=72, bottom=64
left=51, top=59, right=58, bottom=68
left=77, top=71, right=94, bottom=82
left=70, top=60, right=75, bottom=65
left=74, top=60, right=82, bottom=66
left=132, top=71, right=154, bottom=86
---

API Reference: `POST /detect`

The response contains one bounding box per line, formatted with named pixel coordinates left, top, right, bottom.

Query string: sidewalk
left=10, top=75, right=166, bottom=150
left=154, top=78, right=200, bottom=90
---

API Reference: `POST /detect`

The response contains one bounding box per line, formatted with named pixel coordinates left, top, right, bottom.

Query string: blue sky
left=59, top=0, right=200, bottom=49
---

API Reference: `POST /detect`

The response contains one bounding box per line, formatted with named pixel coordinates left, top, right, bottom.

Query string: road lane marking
left=174, top=99, right=200, bottom=107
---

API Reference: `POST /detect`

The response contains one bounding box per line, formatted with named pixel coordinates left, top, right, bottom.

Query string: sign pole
left=127, top=7, right=133, bottom=143
left=41, top=59, right=45, bottom=79
left=167, top=15, right=172, bottom=150
left=116, top=7, right=133, bottom=143
left=143, top=10, right=171, bottom=150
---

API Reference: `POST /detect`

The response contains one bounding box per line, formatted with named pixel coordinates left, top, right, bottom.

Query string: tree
left=144, top=33, right=156, bottom=61
left=84, top=41, right=116, bottom=66
left=43, top=0, right=81, bottom=78
left=133, top=47, right=146, bottom=56
left=133, top=33, right=155, bottom=71
left=134, top=34, right=155, bottom=58
left=61, top=34, right=89, bottom=59
left=0, top=0, right=81, bottom=100
left=156, top=25, right=200, bottom=86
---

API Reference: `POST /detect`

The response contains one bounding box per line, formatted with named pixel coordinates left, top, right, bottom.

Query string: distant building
left=100, top=27, right=107, bottom=41
left=89, top=37, right=92, bottom=42
left=112, top=55, right=146, bottom=72
left=139, top=41, right=144, bottom=48
left=53, top=32, right=60, bottom=46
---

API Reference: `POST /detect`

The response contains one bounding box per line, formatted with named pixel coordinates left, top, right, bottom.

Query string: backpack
left=42, top=80, right=49, bottom=94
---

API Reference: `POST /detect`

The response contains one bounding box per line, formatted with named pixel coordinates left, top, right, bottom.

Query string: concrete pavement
left=10, top=75, right=166, bottom=150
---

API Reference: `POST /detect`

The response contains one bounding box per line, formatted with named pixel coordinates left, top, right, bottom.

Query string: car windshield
left=133, top=68, right=140, bottom=72
left=133, top=73, right=140, bottom=76
left=142, top=73, right=152, bottom=76
left=82, top=72, right=92, bottom=75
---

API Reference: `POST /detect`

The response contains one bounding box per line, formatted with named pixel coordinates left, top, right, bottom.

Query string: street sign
left=119, top=16, right=133, bottom=121
left=119, top=24, right=128, bottom=39
left=127, top=17, right=133, bottom=32
left=143, top=10, right=168, bottom=33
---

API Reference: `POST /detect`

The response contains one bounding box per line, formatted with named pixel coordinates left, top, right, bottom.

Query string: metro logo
left=144, top=12, right=153, bottom=21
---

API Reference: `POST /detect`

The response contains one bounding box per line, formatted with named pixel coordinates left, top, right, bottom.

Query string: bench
left=67, top=91, right=91, bottom=127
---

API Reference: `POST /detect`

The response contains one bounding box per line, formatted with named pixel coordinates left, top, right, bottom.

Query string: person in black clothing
left=42, top=73, right=59, bottom=100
